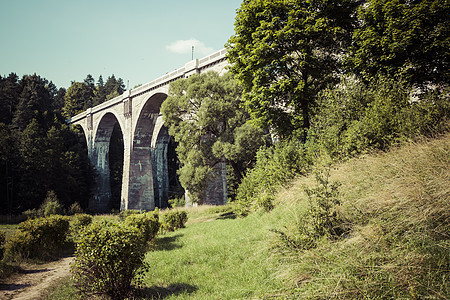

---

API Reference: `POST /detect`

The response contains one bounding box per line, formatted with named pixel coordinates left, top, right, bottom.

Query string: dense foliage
left=160, top=210, right=188, bottom=232
left=71, top=220, right=148, bottom=299
left=348, top=0, right=449, bottom=85
left=226, top=0, right=449, bottom=214
left=226, top=0, right=360, bottom=138
left=3, top=215, right=70, bottom=261
left=161, top=72, right=269, bottom=202
left=124, top=211, right=160, bottom=243
left=0, top=74, right=94, bottom=214
left=62, top=74, right=126, bottom=119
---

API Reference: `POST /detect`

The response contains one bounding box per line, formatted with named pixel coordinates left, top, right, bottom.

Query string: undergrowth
left=270, top=134, right=450, bottom=299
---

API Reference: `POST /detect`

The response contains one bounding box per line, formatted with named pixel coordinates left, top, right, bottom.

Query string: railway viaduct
left=69, top=49, right=229, bottom=212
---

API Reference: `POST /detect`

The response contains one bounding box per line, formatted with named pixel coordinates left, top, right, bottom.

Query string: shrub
left=69, top=214, right=92, bottom=242
left=3, top=215, right=70, bottom=261
left=160, top=210, right=188, bottom=232
left=311, top=76, right=450, bottom=159
left=71, top=220, right=148, bottom=299
left=273, top=168, right=347, bottom=251
left=68, top=202, right=83, bottom=215
left=234, top=139, right=312, bottom=216
left=119, top=209, right=142, bottom=220
left=22, top=208, right=40, bottom=219
left=41, top=190, right=64, bottom=217
left=255, top=192, right=275, bottom=212
left=168, top=196, right=185, bottom=208
left=124, top=211, right=160, bottom=243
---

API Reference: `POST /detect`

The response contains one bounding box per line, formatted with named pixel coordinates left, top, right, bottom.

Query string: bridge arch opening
left=91, top=112, right=124, bottom=213
left=129, top=92, right=178, bottom=210
left=70, top=124, right=92, bottom=210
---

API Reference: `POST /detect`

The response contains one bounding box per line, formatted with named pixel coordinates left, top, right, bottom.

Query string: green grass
left=141, top=209, right=285, bottom=299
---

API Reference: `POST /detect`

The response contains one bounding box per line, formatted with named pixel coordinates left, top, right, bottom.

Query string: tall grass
left=271, top=134, right=449, bottom=298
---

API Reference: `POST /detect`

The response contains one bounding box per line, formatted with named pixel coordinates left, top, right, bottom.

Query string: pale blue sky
left=0, top=0, right=242, bottom=89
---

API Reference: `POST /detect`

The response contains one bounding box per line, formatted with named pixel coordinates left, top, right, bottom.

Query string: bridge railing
left=68, top=48, right=227, bottom=124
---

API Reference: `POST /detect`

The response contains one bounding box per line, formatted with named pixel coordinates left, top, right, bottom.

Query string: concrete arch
left=71, top=123, right=89, bottom=150
left=92, top=110, right=125, bottom=145
left=128, top=92, right=168, bottom=210
left=152, top=123, right=170, bottom=208
left=90, top=112, right=124, bottom=213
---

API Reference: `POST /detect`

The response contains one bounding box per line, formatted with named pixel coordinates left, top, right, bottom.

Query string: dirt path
left=0, top=256, right=73, bottom=300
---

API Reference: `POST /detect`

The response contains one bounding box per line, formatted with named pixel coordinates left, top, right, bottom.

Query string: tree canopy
left=348, top=0, right=449, bottom=86
left=0, top=73, right=94, bottom=214
left=161, top=72, right=269, bottom=202
left=226, top=0, right=360, bottom=138
left=63, top=74, right=125, bottom=119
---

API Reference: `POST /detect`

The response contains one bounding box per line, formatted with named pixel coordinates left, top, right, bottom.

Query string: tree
left=12, top=74, right=55, bottom=131
left=63, top=82, right=86, bottom=119
left=349, top=0, right=450, bottom=86
left=104, top=75, right=125, bottom=101
left=52, top=87, right=66, bottom=111
left=161, top=72, right=269, bottom=201
left=226, top=0, right=360, bottom=139
left=0, top=73, right=20, bottom=125
left=0, top=123, right=16, bottom=214
left=82, top=75, right=96, bottom=110
left=93, top=75, right=106, bottom=106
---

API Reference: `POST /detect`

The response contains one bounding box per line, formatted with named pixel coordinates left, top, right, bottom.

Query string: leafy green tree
left=0, top=123, right=16, bottom=214
left=0, top=73, right=94, bottom=213
left=349, top=0, right=449, bottom=85
left=52, top=87, right=66, bottom=112
left=161, top=72, right=269, bottom=201
left=226, top=0, right=359, bottom=139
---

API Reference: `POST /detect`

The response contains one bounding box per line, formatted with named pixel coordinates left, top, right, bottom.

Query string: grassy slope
left=143, top=134, right=449, bottom=299
left=44, top=133, right=449, bottom=299
left=272, top=133, right=449, bottom=299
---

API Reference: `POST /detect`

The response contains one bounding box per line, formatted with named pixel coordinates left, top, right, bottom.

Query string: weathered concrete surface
left=69, top=49, right=229, bottom=212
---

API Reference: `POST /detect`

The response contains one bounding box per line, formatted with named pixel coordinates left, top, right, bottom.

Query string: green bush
left=119, top=209, right=142, bottom=220
left=3, top=215, right=70, bottom=261
left=41, top=190, right=64, bottom=217
left=22, top=208, right=40, bottom=219
left=124, top=211, right=160, bottom=243
left=68, top=202, right=83, bottom=215
left=168, top=196, right=185, bottom=208
left=71, top=220, right=148, bottom=299
left=273, top=168, right=347, bottom=251
left=311, top=76, right=450, bottom=158
left=160, top=210, right=188, bottom=232
left=234, top=139, right=312, bottom=216
left=69, top=214, right=92, bottom=242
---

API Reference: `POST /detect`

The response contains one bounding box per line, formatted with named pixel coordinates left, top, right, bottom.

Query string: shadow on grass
left=150, top=234, right=183, bottom=251
left=217, top=211, right=236, bottom=220
left=135, top=283, right=197, bottom=299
